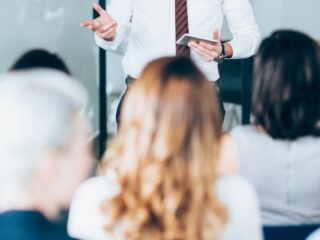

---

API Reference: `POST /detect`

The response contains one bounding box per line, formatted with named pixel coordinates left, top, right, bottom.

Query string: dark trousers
left=210, top=80, right=225, bottom=120
left=116, top=76, right=225, bottom=127
left=116, top=75, right=135, bottom=126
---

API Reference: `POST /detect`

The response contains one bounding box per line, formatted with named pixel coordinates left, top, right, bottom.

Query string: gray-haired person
left=0, top=70, right=93, bottom=240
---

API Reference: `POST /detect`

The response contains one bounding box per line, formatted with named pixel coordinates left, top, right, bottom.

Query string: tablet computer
left=176, top=33, right=218, bottom=46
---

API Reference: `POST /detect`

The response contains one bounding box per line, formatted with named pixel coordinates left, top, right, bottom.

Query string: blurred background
left=0, top=0, right=319, bottom=143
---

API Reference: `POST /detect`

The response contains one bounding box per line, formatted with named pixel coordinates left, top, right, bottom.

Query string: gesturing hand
left=188, top=29, right=223, bottom=62
left=80, top=3, right=117, bottom=41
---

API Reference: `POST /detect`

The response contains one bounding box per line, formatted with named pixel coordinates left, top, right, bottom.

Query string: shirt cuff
left=94, top=33, right=121, bottom=51
left=228, top=32, right=261, bottom=59
left=229, top=38, right=246, bottom=59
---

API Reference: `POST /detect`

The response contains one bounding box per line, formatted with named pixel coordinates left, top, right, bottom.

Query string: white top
left=95, top=0, right=261, bottom=81
left=231, top=125, right=320, bottom=225
left=68, top=173, right=263, bottom=240
left=307, top=229, right=320, bottom=240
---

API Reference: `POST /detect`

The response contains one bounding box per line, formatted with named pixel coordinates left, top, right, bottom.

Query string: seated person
left=0, top=70, right=93, bottom=240
left=68, top=57, right=263, bottom=240
left=10, top=49, right=71, bottom=74
left=224, top=30, right=320, bottom=225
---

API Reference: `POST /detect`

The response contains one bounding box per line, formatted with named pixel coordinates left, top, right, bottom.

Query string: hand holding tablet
left=176, top=33, right=219, bottom=46
left=180, top=30, right=229, bottom=62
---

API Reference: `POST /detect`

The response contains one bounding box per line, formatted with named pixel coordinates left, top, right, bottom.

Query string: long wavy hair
left=101, top=57, right=227, bottom=240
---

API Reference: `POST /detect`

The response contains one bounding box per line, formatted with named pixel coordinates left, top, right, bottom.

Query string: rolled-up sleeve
left=95, top=0, right=134, bottom=52
left=223, top=0, right=261, bottom=59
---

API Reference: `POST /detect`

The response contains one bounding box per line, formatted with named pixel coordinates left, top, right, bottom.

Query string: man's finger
left=199, top=41, right=221, bottom=56
left=191, top=43, right=215, bottom=59
left=101, top=21, right=117, bottom=32
left=92, top=3, right=106, bottom=17
left=82, top=23, right=98, bottom=31
left=98, top=25, right=116, bottom=36
left=188, top=40, right=199, bottom=49
left=80, top=19, right=94, bottom=27
left=188, top=41, right=212, bottom=59
left=188, top=41, right=215, bottom=61
left=199, top=41, right=217, bottom=51
left=100, top=28, right=116, bottom=39
left=192, top=43, right=216, bottom=58
left=93, top=19, right=102, bottom=28
left=193, top=47, right=214, bottom=62
left=213, top=28, right=220, bottom=41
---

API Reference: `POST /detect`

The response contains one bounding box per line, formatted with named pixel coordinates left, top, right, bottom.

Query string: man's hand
left=80, top=3, right=117, bottom=41
left=188, top=29, right=223, bottom=62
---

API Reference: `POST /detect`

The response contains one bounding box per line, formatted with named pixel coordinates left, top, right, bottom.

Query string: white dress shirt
left=67, top=173, right=263, bottom=240
left=95, top=0, right=261, bottom=81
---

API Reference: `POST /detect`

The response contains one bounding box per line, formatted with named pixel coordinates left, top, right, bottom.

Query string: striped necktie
left=176, top=0, right=190, bottom=56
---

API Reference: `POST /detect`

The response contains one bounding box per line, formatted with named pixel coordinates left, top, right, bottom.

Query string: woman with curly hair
left=68, top=57, right=262, bottom=240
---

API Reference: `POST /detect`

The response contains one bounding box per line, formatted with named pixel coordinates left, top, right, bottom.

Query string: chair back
left=219, top=57, right=254, bottom=124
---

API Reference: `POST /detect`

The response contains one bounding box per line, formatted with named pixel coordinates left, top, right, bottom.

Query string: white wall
left=221, top=0, right=320, bottom=38
left=0, top=0, right=100, bottom=136
left=251, top=0, right=320, bottom=38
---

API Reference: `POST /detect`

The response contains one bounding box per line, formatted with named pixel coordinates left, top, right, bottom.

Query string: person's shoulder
left=73, top=172, right=120, bottom=200
left=68, top=172, right=120, bottom=240
left=307, top=229, right=320, bottom=240
left=230, top=124, right=256, bottom=137
left=230, top=125, right=264, bottom=150
left=217, top=176, right=263, bottom=240
left=74, top=176, right=106, bottom=196
left=217, top=134, right=238, bottom=175
left=216, top=176, right=260, bottom=218
left=217, top=175, right=257, bottom=201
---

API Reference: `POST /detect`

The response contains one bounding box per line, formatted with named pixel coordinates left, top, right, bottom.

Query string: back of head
left=10, top=49, right=71, bottom=74
left=103, top=57, right=226, bottom=240
left=0, top=69, right=88, bottom=192
left=252, top=30, right=320, bottom=140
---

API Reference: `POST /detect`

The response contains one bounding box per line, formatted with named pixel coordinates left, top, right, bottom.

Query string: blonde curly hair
left=101, top=57, right=227, bottom=240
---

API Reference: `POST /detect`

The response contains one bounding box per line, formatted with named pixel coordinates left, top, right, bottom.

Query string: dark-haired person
left=68, top=57, right=262, bottom=240
left=81, top=0, right=261, bottom=125
left=10, top=49, right=71, bottom=74
left=223, top=30, right=320, bottom=225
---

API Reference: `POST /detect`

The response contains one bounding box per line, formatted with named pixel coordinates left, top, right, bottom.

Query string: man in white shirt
left=82, top=0, right=260, bottom=124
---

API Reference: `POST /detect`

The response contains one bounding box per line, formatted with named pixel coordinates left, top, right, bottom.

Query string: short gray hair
left=0, top=69, right=90, bottom=189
